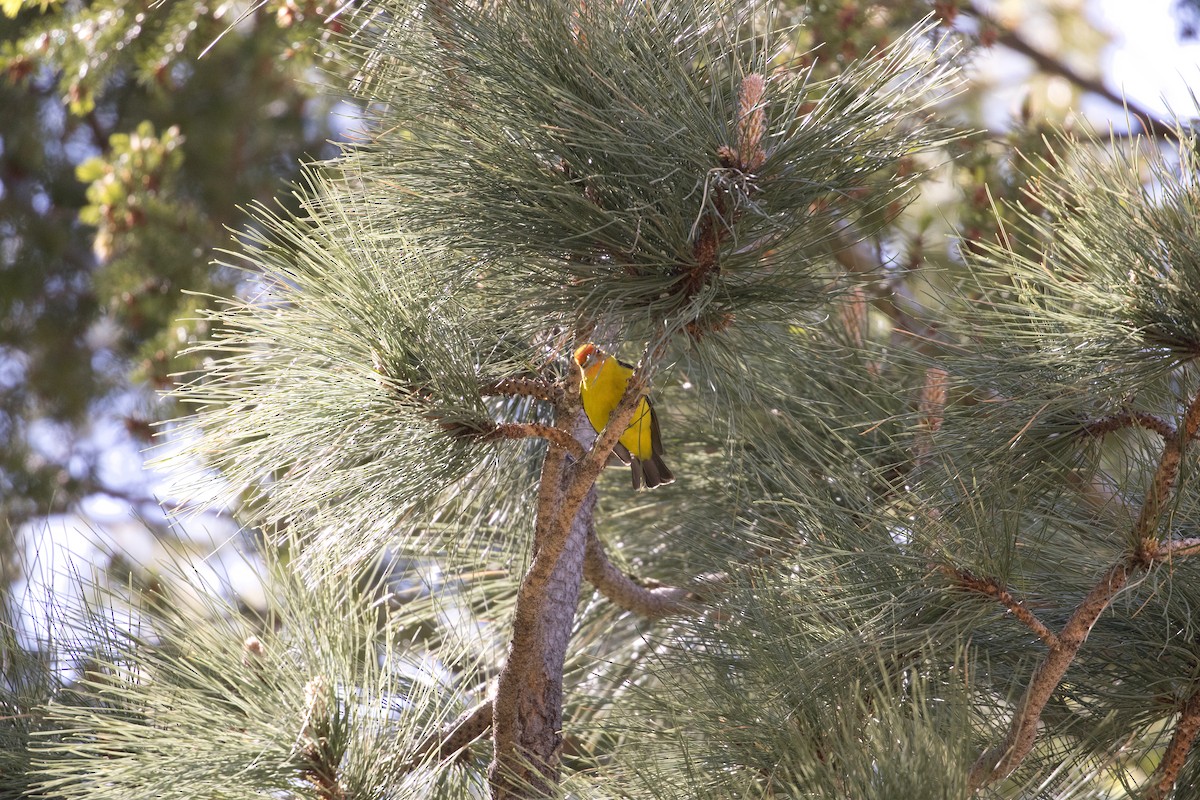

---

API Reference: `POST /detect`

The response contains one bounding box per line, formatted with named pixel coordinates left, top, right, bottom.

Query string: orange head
left=573, top=342, right=600, bottom=370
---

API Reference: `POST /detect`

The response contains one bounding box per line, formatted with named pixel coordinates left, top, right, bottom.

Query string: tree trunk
left=489, top=461, right=596, bottom=798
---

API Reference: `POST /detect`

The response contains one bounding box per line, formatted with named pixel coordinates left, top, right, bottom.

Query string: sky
left=1094, top=0, right=1200, bottom=117
left=968, top=0, right=1200, bottom=131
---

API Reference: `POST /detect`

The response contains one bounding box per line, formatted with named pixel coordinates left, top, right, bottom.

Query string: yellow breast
left=580, top=354, right=655, bottom=461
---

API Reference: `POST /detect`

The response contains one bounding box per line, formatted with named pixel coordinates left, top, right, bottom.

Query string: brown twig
left=1083, top=410, right=1176, bottom=442
left=482, top=377, right=565, bottom=405
left=1153, top=537, right=1200, bottom=560
left=407, top=698, right=494, bottom=769
left=968, top=557, right=1137, bottom=789
left=478, top=422, right=587, bottom=460
left=943, top=566, right=1058, bottom=649
left=550, top=389, right=644, bottom=547
left=1146, top=689, right=1200, bottom=800
left=969, top=389, right=1200, bottom=790
left=584, top=528, right=697, bottom=619
left=1134, top=392, right=1200, bottom=555
left=1071, top=410, right=1177, bottom=521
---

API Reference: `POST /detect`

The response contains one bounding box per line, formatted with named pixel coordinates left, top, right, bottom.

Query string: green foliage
left=21, top=549, right=491, bottom=800
left=9, top=0, right=1200, bottom=798
left=0, top=0, right=339, bottom=113
left=349, top=0, right=957, bottom=341
left=0, top=608, right=57, bottom=799
left=908, top=130, right=1200, bottom=793
left=172, top=0, right=957, bottom=572
left=77, top=121, right=184, bottom=230
left=175, top=181, right=546, bottom=568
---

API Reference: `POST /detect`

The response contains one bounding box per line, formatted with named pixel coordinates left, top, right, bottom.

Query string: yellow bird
left=573, top=343, right=675, bottom=490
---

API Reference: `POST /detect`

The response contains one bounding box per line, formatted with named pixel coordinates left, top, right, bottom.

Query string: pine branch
left=969, top=386, right=1200, bottom=790
left=490, top=476, right=596, bottom=799
left=485, top=347, right=582, bottom=795
left=584, top=528, right=697, bottom=620
left=942, top=566, right=1058, bottom=649
left=490, top=354, right=589, bottom=797
left=490, top=440, right=569, bottom=796
left=535, top=358, right=583, bottom=555
left=475, top=422, right=587, bottom=461
left=482, top=377, right=565, bottom=405
left=492, top=341, right=666, bottom=797
left=682, top=74, right=767, bottom=313
left=1154, top=537, right=1200, bottom=559
left=406, top=698, right=494, bottom=769
left=1060, top=410, right=1166, bottom=530
left=532, top=450, right=569, bottom=559
left=1134, top=391, right=1200, bottom=555
left=968, top=557, right=1137, bottom=790
left=1146, top=688, right=1200, bottom=800
left=1083, top=410, right=1176, bottom=442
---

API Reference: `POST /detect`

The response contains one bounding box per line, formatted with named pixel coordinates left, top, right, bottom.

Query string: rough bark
left=488, top=353, right=654, bottom=798
left=489, top=478, right=596, bottom=798
left=584, top=527, right=695, bottom=619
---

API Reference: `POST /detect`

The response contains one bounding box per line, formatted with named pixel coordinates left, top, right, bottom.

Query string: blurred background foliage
left=0, top=0, right=354, bottom=538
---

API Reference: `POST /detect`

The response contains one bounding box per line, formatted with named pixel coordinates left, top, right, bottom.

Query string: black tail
left=631, top=454, right=675, bottom=490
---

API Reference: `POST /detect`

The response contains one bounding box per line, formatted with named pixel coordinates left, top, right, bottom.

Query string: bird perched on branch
left=573, top=343, right=675, bottom=490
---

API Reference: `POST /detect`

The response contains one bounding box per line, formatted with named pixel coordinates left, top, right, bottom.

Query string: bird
left=573, top=343, right=675, bottom=490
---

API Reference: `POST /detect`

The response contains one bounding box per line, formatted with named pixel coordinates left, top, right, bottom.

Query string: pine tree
left=7, top=0, right=1200, bottom=799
